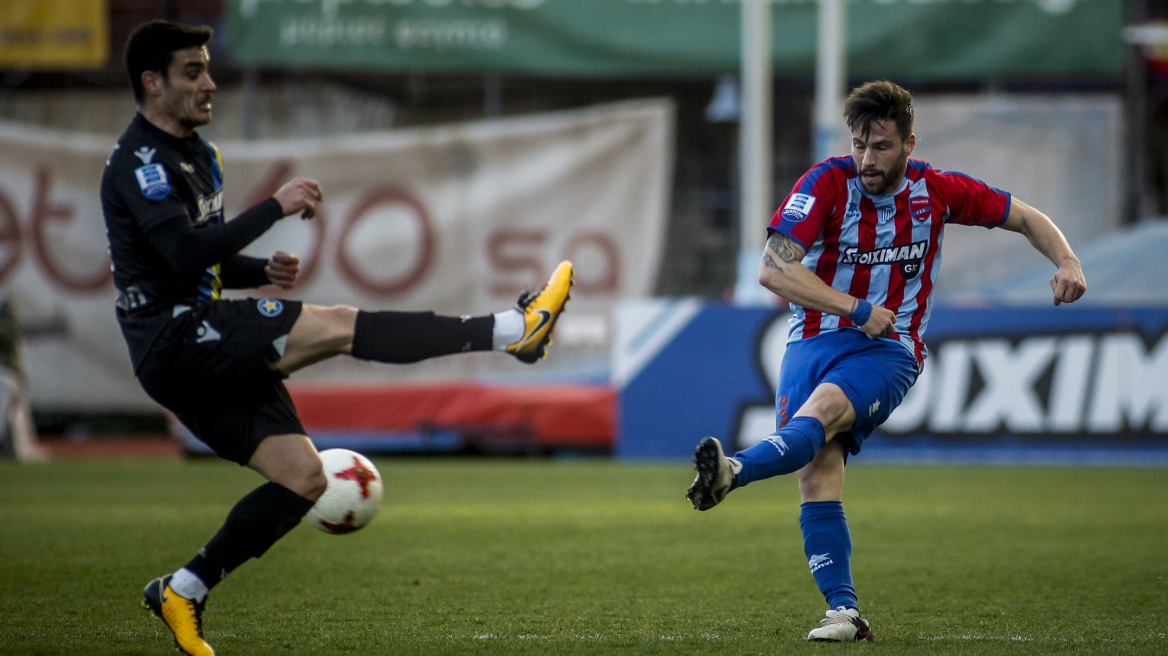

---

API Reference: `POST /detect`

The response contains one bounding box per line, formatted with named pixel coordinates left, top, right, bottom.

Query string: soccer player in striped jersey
left=686, top=80, right=1086, bottom=642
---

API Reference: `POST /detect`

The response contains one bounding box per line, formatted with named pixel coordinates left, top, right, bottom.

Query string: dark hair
left=843, top=80, right=914, bottom=142
left=123, top=20, right=213, bottom=105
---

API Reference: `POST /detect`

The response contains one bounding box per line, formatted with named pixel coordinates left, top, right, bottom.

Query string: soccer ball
left=306, top=449, right=383, bottom=535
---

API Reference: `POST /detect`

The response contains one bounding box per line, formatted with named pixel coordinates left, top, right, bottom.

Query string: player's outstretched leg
left=806, top=607, right=874, bottom=642
left=505, top=260, right=574, bottom=363
left=142, top=575, right=215, bottom=656
left=686, top=436, right=742, bottom=511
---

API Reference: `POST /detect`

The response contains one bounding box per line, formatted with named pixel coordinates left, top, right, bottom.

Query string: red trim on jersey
left=843, top=197, right=878, bottom=329
left=880, top=196, right=915, bottom=334
left=804, top=208, right=844, bottom=338
left=907, top=211, right=946, bottom=358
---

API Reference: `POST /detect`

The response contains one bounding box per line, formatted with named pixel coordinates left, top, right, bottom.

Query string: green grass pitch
left=1, top=457, right=1165, bottom=655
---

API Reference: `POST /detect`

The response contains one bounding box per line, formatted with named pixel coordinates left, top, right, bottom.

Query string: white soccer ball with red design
left=306, top=449, right=383, bottom=535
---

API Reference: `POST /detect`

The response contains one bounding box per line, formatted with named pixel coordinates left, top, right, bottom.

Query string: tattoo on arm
left=763, top=233, right=806, bottom=272
left=762, top=252, right=782, bottom=272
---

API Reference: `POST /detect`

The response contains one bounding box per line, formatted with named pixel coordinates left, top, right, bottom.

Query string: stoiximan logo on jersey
left=134, top=163, right=170, bottom=200
left=841, top=240, right=927, bottom=278
left=257, top=298, right=284, bottom=317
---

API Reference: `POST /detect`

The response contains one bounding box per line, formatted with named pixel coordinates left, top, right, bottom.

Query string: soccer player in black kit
left=101, top=20, right=574, bottom=656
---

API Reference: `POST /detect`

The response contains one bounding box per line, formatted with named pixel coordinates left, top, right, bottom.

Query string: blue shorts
left=775, top=329, right=919, bottom=456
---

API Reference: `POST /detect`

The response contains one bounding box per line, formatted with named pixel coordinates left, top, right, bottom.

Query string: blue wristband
left=850, top=299, right=872, bottom=326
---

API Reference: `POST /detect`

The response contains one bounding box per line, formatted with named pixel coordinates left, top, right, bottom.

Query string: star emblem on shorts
left=257, top=298, right=284, bottom=317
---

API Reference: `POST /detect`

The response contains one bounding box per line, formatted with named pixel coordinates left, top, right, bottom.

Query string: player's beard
left=859, top=150, right=909, bottom=195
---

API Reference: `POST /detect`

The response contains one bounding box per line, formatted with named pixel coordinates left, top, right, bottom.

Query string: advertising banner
left=0, top=100, right=673, bottom=410
left=227, top=0, right=1122, bottom=79
left=615, top=301, right=1168, bottom=460
left=0, top=0, right=107, bottom=69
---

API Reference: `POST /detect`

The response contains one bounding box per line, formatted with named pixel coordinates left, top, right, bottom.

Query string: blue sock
left=733, top=416, right=826, bottom=487
left=800, top=501, right=858, bottom=610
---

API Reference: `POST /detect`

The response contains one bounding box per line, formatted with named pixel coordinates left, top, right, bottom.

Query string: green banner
left=226, top=0, right=1122, bottom=79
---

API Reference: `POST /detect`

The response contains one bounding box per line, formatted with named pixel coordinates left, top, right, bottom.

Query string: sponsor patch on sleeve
left=780, top=193, right=816, bottom=222
left=134, top=163, right=170, bottom=200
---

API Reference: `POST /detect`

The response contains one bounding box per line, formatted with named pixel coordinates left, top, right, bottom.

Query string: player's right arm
left=758, top=231, right=896, bottom=338
left=145, top=198, right=285, bottom=276
left=145, top=179, right=322, bottom=277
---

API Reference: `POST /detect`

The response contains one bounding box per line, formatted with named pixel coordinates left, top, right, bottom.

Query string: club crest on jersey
left=841, top=239, right=928, bottom=279
left=257, top=298, right=284, bottom=317
left=910, top=197, right=931, bottom=222
left=781, top=193, right=816, bottom=222
left=134, top=163, right=170, bottom=200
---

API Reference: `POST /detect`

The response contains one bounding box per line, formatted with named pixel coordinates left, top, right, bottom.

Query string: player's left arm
left=263, top=251, right=300, bottom=289
left=998, top=198, right=1086, bottom=305
left=219, top=251, right=300, bottom=290
left=219, top=254, right=269, bottom=289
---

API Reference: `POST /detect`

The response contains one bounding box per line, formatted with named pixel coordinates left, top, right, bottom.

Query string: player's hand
left=1050, top=260, right=1086, bottom=306
left=860, top=304, right=897, bottom=339
left=273, top=178, right=323, bottom=220
left=265, top=250, right=300, bottom=289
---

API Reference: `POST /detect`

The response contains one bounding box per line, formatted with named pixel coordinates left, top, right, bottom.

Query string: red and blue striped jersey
left=768, top=156, right=1010, bottom=365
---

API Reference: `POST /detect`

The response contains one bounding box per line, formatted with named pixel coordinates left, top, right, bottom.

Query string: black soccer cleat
left=686, top=436, right=737, bottom=511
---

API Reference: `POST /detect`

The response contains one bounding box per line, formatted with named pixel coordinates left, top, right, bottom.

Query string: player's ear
left=904, top=133, right=916, bottom=156
left=141, top=70, right=162, bottom=97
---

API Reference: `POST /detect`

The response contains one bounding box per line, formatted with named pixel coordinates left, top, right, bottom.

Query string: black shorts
left=136, top=297, right=307, bottom=465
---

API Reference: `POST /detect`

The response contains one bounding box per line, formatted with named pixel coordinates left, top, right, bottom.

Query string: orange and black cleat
left=142, top=576, right=215, bottom=656
left=506, top=260, right=574, bottom=363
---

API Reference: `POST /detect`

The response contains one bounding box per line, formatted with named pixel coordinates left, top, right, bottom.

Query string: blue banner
left=615, top=301, right=1168, bottom=460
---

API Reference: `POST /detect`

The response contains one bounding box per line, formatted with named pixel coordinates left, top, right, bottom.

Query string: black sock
left=350, top=310, right=493, bottom=363
left=184, top=482, right=314, bottom=590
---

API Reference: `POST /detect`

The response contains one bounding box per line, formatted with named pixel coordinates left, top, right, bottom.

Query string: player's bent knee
left=299, top=464, right=328, bottom=502
left=278, top=455, right=327, bottom=502
left=280, top=305, right=360, bottom=371
left=797, top=384, right=855, bottom=437
left=250, top=434, right=329, bottom=501
left=291, top=447, right=328, bottom=501
left=296, top=304, right=358, bottom=338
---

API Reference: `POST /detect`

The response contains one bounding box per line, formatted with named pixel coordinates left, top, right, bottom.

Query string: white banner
left=0, top=99, right=674, bottom=410
left=910, top=94, right=1121, bottom=297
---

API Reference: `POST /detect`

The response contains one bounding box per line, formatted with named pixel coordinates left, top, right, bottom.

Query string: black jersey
left=101, top=113, right=282, bottom=370
left=102, top=113, right=226, bottom=312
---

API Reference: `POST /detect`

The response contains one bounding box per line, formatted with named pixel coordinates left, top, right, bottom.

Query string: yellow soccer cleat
left=506, top=260, right=574, bottom=363
left=142, top=576, right=215, bottom=656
